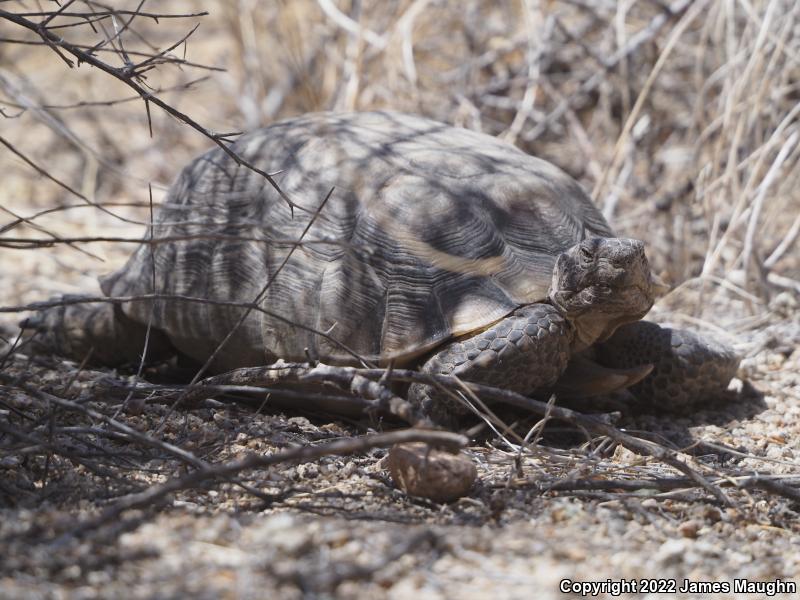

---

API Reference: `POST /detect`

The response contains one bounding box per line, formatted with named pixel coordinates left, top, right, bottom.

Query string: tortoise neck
left=569, top=314, right=610, bottom=352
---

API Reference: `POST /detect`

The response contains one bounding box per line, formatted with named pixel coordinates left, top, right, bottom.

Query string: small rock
left=678, top=520, right=701, bottom=538
left=123, top=396, right=146, bottom=415
left=654, top=538, right=688, bottom=565
left=612, top=444, right=645, bottom=465
left=212, top=411, right=233, bottom=429
left=387, top=442, right=477, bottom=503
left=296, top=463, right=319, bottom=479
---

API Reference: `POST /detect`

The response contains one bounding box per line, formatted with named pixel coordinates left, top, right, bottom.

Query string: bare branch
left=0, top=7, right=301, bottom=213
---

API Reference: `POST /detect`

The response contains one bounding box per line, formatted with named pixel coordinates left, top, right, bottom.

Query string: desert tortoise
left=27, top=111, right=739, bottom=422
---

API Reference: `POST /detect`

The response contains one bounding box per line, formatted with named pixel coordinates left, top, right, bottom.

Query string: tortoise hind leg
left=595, top=320, right=740, bottom=410
left=22, top=295, right=173, bottom=366
left=407, top=304, right=574, bottom=425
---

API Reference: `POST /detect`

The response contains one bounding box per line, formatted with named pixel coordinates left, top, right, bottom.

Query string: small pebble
left=678, top=520, right=701, bottom=538
left=387, top=442, right=477, bottom=503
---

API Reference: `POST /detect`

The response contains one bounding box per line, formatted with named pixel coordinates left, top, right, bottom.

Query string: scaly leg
left=408, top=304, right=574, bottom=424
left=595, top=320, right=740, bottom=409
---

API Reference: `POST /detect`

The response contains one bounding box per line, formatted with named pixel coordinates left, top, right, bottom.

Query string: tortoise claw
left=553, top=355, right=653, bottom=398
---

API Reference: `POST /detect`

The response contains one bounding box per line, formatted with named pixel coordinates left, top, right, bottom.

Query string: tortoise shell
left=101, top=112, right=613, bottom=371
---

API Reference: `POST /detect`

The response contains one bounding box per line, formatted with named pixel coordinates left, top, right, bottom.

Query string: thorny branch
left=182, top=362, right=736, bottom=505
left=3, top=351, right=800, bottom=541
left=0, top=4, right=301, bottom=212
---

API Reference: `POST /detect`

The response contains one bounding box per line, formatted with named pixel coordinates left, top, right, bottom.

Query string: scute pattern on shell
left=101, top=112, right=612, bottom=371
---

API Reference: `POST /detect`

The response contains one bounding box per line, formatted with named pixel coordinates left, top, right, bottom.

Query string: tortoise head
left=548, top=237, right=657, bottom=351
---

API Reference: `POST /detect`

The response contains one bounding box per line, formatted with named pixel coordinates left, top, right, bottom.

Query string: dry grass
left=1, top=1, right=800, bottom=597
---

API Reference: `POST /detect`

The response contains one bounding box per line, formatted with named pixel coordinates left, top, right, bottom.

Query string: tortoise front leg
left=407, top=304, right=574, bottom=424
left=595, top=320, right=740, bottom=409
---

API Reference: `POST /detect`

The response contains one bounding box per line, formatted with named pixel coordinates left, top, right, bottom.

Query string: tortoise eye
left=579, top=246, right=593, bottom=263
